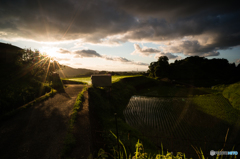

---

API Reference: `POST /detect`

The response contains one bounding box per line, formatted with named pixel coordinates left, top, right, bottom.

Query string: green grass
left=61, top=86, right=88, bottom=157
left=0, top=79, right=52, bottom=116
left=192, top=94, right=240, bottom=125
left=69, top=86, right=88, bottom=128
left=222, top=82, right=240, bottom=110
left=0, top=88, right=57, bottom=122
left=62, top=76, right=91, bottom=84
left=62, top=75, right=141, bottom=85
left=137, top=82, right=214, bottom=97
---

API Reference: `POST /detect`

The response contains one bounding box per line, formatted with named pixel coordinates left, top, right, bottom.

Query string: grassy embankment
left=0, top=87, right=57, bottom=122
left=0, top=74, right=66, bottom=121
left=222, top=82, right=240, bottom=110
left=61, top=86, right=88, bottom=157
left=0, top=79, right=58, bottom=120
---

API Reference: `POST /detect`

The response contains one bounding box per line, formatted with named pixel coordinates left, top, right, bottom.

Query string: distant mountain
left=57, top=65, right=98, bottom=78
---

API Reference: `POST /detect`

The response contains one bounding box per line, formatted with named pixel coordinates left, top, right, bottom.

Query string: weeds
left=88, top=131, right=187, bottom=159
left=89, top=133, right=237, bottom=159
left=0, top=88, right=57, bottom=122
left=61, top=86, right=88, bottom=157
left=0, top=79, right=52, bottom=116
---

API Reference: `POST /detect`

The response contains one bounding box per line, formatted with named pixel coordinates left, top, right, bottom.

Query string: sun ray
left=55, top=61, right=67, bottom=78
left=43, top=57, right=51, bottom=84
left=60, top=2, right=81, bottom=40
left=37, top=0, right=49, bottom=41
left=31, top=56, right=51, bottom=77
left=4, top=55, right=50, bottom=86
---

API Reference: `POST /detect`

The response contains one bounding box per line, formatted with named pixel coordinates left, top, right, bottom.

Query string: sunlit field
left=62, top=75, right=141, bottom=84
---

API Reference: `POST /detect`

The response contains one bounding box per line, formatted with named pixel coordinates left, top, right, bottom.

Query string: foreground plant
left=88, top=131, right=186, bottom=159
left=88, top=129, right=238, bottom=159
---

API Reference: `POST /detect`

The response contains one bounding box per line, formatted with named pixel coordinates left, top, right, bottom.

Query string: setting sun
left=40, top=46, right=63, bottom=59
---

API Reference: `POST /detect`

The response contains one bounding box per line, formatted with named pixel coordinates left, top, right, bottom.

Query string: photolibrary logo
left=210, top=150, right=238, bottom=156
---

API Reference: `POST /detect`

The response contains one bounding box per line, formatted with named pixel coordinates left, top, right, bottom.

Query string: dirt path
left=0, top=84, right=85, bottom=159
left=69, top=87, right=104, bottom=159
left=69, top=90, right=91, bottom=159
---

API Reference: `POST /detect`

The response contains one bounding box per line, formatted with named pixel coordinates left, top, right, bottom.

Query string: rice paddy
left=123, top=95, right=240, bottom=158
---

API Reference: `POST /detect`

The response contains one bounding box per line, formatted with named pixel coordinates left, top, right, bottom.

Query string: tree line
left=147, top=56, right=240, bottom=87
left=74, top=71, right=144, bottom=77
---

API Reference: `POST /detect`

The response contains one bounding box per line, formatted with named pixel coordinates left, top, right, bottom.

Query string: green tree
left=154, top=56, right=170, bottom=78
left=147, top=62, right=157, bottom=77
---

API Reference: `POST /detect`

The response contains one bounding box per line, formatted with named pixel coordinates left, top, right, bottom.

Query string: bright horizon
left=0, top=1, right=240, bottom=71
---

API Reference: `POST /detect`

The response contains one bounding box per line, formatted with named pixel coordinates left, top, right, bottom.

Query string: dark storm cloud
left=118, top=0, right=239, bottom=19
left=166, top=40, right=220, bottom=57
left=121, top=0, right=240, bottom=57
left=154, top=53, right=179, bottom=60
left=74, top=49, right=102, bottom=58
left=125, top=11, right=240, bottom=45
left=0, top=0, right=240, bottom=57
left=0, top=0, right=137, bottom=41
left=132, top=44, right=182, bottom=59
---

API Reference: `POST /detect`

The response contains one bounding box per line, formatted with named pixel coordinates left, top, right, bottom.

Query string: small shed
left=91, top=74, right=112, bottom=87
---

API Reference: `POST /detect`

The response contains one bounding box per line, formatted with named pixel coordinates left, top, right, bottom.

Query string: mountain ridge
left=57, top=65, right=98, bottom=78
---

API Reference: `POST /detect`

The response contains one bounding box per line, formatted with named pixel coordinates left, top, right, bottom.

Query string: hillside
left=0, top=42, right=23, bottom=52
left=57, top=65, right=98, bottom=78
left=0, top=42, right=23, bottom=64
left=223, top=82, right=240, bottom=110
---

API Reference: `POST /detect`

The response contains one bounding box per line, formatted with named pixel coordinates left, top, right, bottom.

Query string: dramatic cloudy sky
left=0, top=0, right=240, bottom=71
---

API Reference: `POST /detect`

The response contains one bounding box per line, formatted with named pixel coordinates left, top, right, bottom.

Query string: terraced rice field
left=123, top=95, right=240, bottom=157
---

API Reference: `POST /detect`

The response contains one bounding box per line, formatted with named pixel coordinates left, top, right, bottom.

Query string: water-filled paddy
left=123, top=95, right=240, bottom=157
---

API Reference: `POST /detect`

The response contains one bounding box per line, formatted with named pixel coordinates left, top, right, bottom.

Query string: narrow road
left=70, top=90, right=91, bottom=159
left=0, top=84, right=85, bottom=159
